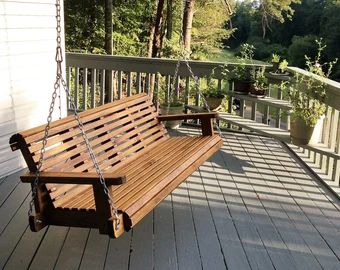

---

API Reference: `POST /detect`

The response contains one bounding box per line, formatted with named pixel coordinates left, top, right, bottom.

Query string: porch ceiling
left=1, top=126, right=340, bottom=269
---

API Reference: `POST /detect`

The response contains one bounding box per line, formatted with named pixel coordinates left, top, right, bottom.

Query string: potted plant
left=203, top=87, right=224, bottom=110
left=271, top=53, right=280, bottom=72
left=286, top=39, right=337, bottom=145
left=266, top=57, right=292, bottom=83
left=202, top=71, right=225, bottom=110
left=229, top=43, right=255, bottom=95
left=249, top=66, right=268, bottom=98
left=159, top=85, right=184, bottom=129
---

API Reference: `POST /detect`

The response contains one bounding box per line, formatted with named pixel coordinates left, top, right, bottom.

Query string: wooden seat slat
left=10, top=93, right=222, bottom=238
left=111, top=137, right=197, bottom=202
left=116, top=137, right=213, bottom=209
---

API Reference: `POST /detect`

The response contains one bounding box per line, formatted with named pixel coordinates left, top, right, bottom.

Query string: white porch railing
left=66, top=53, right=340, bottom=195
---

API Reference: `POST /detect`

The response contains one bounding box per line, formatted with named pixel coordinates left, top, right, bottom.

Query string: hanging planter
left=160, top=103, right=184, bottom=129
left=204, top=95, right=224, bottom=110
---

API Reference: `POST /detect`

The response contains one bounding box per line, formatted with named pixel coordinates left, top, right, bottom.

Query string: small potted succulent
left=229, top=43, right=255, bottom=95
left=267, top=56, right=292, bottom=83
left=271, top=54, right=280, bottom=73
left=249, top=66, right=268, bottom=97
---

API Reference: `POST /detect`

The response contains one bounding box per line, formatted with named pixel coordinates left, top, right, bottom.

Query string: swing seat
left=9, top=93, right=223, bottom=238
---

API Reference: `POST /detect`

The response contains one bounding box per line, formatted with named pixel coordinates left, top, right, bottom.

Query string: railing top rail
left=66, top=53, right=340, bottom=110
left=288, top=66, right=340, bottom=111
left=66, top=52, right=268, bottom=78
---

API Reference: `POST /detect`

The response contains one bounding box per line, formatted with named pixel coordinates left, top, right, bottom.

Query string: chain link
left=29, top=0, right=120, bottom=228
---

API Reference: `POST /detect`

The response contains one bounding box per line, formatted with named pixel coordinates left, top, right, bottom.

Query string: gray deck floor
left=1, top=127, right=340, bottom=270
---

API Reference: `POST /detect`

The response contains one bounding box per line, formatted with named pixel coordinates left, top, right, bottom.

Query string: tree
left=151, top=0, right=166, bottom=57
left=104, top=0, right=113, bottom=55
left=182, top=0, right=195, bottom=52
left=260, top=0, right=301, bottom=37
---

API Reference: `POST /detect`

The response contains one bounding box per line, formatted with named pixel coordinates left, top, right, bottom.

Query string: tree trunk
left=166, top=0, right=173, bottom=40
left=152, top=0, right=165, bottom=57
left=104, top=0, right=113, bottom=55
left=147, top=0, right=159, bottom=58
left=182, top=0, right=195, bottom=53
left=104, top=0, right=113, bottom=102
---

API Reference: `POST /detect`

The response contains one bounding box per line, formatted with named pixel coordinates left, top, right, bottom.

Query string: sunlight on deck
left=1, top=126, right=340, bottom=270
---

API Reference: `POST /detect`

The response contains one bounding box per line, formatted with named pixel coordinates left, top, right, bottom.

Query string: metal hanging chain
left=166, top=0, right=222, bottom=137
left=29, top=0, right=120, bottom=228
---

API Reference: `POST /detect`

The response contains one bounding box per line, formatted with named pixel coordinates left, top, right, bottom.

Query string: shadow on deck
left=1, top=126, right=340, bottom=270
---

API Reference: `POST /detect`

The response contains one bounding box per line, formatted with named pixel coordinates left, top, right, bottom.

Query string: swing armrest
left=157, top=112, right=218, bottom=121
left=20, top=172, right=126, bottom=186
left=158, top=112, right=218, bottom=136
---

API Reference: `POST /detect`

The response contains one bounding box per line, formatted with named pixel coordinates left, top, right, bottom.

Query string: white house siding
left=0, top=0, right=66, bottom=177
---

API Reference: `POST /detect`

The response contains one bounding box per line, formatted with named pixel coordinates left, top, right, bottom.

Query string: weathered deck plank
left=129, top=213, right=153, bottom=270
left=172, top=182, right=202, bottom=270
left=0, top=169, right=23, bottom=206
left=1, top=127, right=340, bottom=270
left=29, top=226, right=69, bottom=270
left=54, top=228, right=90, bottom=269
left=154, top=196, right=178, bottom=270
left=79, top=229, right=109, bottom=270
left=186, top=171, right=226, bottom=270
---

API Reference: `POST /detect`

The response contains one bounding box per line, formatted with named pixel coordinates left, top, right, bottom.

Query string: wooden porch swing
left=9, top=0, right=223, bottom=238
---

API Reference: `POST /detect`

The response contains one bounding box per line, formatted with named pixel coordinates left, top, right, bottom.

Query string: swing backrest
left=10, top=93, right=168, bottom=205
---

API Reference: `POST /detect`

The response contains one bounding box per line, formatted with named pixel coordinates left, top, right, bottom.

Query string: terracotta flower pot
left=160, top=105, right=184, bottom=129
left=290, top=117, right=315, bottom=145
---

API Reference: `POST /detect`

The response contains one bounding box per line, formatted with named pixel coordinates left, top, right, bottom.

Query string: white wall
left=0, top=0, right=66, bottom=177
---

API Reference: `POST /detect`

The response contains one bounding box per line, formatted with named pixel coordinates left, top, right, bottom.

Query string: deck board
left=1, top=127, right=340, bottom=270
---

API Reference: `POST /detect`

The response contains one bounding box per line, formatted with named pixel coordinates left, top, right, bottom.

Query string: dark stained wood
left=158, top=112, right=218, bottom=121
left=9, top=93, right=222, bottom=238
left=21, top=172, right=126, bottom=185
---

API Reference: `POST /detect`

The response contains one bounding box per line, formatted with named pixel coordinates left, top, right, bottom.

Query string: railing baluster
left=153, top=73, right=160, bottom=109
left=165, top=75, right=171, bottom=104
left=75, top=67, right=79, bottom=110
left=136, top=72, right=141, bottom=94
left=127, top=72, right=132, bottom=97
left=251, top=102, right=257, bottom=121
left=276, top=86, right=282, bottom=128
left=67, top=66, right=71, bottom=110
left=100, top=69, right=105, bottom=105
left=91, top=68, right=96, bottom=108
left=108, top=70, right=113, bottom=102
left=146, top=73, right=151, bottom=94
left=118, top=71, right=123, bottom=99
left=184, top=77, right=190, bottom=115
left=83, top=68, right=88, bottom=110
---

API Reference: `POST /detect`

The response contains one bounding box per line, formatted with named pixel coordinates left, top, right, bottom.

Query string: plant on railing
left=250, top=66, right=268, bottom=97
left=287, top=38, right=338, bottom=144
left=271, top=53, right=280, bottom=72
left=229, top=43, right=256, bottom=94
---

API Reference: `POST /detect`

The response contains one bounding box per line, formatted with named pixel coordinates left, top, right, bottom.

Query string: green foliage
left=252, top=66, right=268, bottom=91
left=191, top=0, right=234, bottom=60
left=287, top=39, right=337, bottom=126
left=229, top=43, right=255, bottom=81
left=272, top=54, right=280, bottom=63
left=64, top=0, right=105, bottom=53
left=288, top=35, right=319, bottom=68
left=278, top=59, right=289, bottom=73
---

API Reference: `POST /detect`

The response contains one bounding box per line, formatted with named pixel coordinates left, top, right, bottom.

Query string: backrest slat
left=10, top=93, right=168, bottom=206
